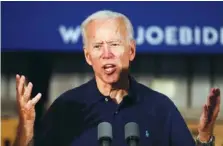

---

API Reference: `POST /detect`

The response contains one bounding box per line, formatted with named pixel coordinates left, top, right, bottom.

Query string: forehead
left=85, top=18, right=127, bottom=42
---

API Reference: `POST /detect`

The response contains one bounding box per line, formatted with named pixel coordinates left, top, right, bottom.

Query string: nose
left=102, top=44, right=114, bottom=59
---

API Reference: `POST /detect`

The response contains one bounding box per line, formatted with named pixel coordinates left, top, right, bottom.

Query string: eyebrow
left=106, top=40, right=122, bottom=43
left=92, top=42, right=104, bottom=45
left=92, top=40, right=122, bottom=45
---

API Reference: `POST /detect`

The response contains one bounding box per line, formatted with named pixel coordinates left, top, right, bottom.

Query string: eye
left=93, top=44, right=101, bottom=49
left=111, top=43, right=119, bottom=47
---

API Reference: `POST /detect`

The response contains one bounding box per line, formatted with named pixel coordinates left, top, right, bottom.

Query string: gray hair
left=81, top=10, right=134, bottom=47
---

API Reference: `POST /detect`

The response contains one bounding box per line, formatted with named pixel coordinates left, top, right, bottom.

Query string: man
left=14, top=10, right=220, bottom=146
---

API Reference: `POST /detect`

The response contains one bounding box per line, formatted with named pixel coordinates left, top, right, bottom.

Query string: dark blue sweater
left=34, top=76, right=196, bottom=146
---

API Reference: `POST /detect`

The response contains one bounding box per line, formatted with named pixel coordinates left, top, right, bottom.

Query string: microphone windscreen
left=97, top=122, right=113, bottom=140
left=124, top=122, right=140, bottom=140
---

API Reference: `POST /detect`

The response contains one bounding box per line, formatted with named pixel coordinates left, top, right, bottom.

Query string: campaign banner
left=2, top=1, right=223, bottom=53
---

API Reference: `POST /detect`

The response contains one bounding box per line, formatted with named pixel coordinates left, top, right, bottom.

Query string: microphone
left=125, top=122, right=140, bottom=146
left=98, top=122, right=113, bottom=146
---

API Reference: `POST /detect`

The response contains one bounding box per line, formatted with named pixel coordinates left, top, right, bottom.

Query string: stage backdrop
left=2, top=1, right=223, bottom=53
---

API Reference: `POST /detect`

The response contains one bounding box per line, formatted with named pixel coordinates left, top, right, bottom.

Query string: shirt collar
left=87, top=75, right=140, bottom=104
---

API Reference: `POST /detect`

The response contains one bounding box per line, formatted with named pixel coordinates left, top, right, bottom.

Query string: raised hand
left=198, top=88, right=221, bottom=142
left=14, top=74, right=41, bottom=146
left=16, top=74, right=41, bottom=124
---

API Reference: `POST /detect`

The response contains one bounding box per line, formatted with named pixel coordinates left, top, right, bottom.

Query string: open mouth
left=103, top=64, right=116, bottom=75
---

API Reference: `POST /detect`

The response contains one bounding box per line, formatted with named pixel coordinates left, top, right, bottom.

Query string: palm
left=20, top=102, right=36, bottom=121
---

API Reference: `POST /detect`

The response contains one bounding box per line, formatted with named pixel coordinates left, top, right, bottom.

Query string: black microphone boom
left=125, top=122, right=140, bottom=146
left=98, top=122, right=113, bottom=146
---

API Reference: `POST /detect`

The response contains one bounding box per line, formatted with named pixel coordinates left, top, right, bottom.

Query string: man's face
left=84, top=18, right=136, bottom=84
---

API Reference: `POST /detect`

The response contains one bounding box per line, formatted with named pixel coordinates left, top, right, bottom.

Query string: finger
left=200, top=105, right=207, bottom=120
left=206, top=89, right=220, bottom=123
left=16, top=74, right=21, bottom=96
left=31, top=93, right=42, bottom=106
left=16, top=74, right=21, bottom=101
left=215, top=88, right=220, bottom=100
left=214, top=92, right=221, bottom=109
left=207, top=88, right=220, bottom=107
left=208, top=88, right=220, bottom=108
left=18, top=75, right=26, bottom=97
left=207, top=88, right=215, bottom=106
left=25, top=93, right=42, bottom=110
left=203, top=105, right=209, bottom=126
left=213, top=94, right=220, bottom=117
left=203, top=105, right=208, bottom=119
left=25, top=100, right=33, bottom=110
left=200, top=106, right=204, bottom=120
left=23, top=82, right=33, bottom=102
left=217, top=93, right=221, bottom=106
left=16, top=74, right=20, bottom=88
left=214, top=88, right=221, bottom=106
left=200, top=105, right=207, bottom=128
left=213, top=88, right=220, bottom=97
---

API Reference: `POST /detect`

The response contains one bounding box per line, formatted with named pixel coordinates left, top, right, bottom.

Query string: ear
left=129, top=40, right=136, bottom=61
left=84, top=48, right=92, bottom=66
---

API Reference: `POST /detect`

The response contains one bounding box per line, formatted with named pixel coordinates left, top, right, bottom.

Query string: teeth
left=105, top=68, right=112, bottom=72
left=104, top=64, right=114, bottom=68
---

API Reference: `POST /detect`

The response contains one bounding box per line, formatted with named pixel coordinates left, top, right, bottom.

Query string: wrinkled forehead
left=85, top=18, right=127, bottom=43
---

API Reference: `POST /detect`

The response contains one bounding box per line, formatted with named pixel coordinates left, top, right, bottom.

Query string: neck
left=95, top=75, right=129, bottom=104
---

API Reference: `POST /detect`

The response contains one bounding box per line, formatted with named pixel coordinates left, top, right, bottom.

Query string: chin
left=102, top=73, right=120, bottom=84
